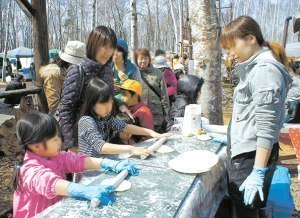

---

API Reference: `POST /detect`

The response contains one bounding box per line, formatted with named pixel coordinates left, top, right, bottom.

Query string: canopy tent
left=285, top=42, right=300, bottom=58
left=0, top=46, right=34, bottom=58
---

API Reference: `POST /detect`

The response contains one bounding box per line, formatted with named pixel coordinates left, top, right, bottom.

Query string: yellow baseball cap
left=116, top=79, right=143, bottom=96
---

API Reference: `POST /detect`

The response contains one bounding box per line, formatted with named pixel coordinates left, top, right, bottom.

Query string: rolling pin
left=140, top=137, right=167, bottom=160
left=91, top=170, right=129, bottom=207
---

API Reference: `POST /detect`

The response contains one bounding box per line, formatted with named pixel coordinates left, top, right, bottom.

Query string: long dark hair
left=86, top=26, right=117, bottom=61
left=80, top=79, right=114, bottom=119
left=11, top=112, right=62, bottom=193
left=178, top=75, right=204, bottom=104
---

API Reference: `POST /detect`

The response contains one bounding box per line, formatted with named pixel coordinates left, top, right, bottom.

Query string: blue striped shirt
left=78, top=115, right=127, bottom=158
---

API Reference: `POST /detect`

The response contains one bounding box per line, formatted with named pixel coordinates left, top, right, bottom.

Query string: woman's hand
left=130, top=146, right=154, bottom=156
left=149, top=131, right=172, bottom=138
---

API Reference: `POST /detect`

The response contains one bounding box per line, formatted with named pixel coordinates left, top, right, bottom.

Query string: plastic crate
left=267, top=166, right=294, bottom=218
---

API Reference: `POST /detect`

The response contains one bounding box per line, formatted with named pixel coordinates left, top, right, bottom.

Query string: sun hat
left=59, top=41, right=86, bottom=64
left=153, top=56, right=170, bottom=69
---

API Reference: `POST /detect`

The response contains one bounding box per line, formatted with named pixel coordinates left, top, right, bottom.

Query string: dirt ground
left=0, top=83, right=299, bottom=217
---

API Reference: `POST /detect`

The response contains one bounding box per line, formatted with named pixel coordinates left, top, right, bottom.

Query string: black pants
left=226, top=142, right=279, bottom=218
left=285, top=101, right=300, bottom=123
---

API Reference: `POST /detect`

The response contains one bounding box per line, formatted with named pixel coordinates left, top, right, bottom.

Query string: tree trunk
left=169, top=0, right=179, bottom=53
left=189, top=0, right=223, bottom=125
left=31, top=0, right=49, bottom=112
left=130, top=0, right=137, bottom=62
left=2, top=0, right=12, bottom=83
left=179, top=0, right=184, bottom=57
left=155, top=0, right=160, bottom=52
left=145, top=0, right=154, bottom=50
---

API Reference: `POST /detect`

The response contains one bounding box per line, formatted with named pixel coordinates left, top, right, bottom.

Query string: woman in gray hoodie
left=221, top=16, right=292, bottom=217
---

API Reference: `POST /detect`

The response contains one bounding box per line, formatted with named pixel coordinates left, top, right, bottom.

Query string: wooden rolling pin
left=91, top=170, right=129, bottom=207
left=140, top=137, right=167, bottom=160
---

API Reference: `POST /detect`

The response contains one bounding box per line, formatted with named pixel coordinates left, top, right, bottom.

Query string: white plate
left=168, top=150, right=219, bottom=174
left=203, top=125, right=228, bottom=135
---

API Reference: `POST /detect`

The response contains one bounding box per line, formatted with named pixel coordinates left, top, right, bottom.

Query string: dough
left=156, top=145, right=174, bottom=153
left=168, top=150, right=219, bottom=174
left=196, top=134, right=212, bottom=141
left=101, top=179, right=132, bottom=192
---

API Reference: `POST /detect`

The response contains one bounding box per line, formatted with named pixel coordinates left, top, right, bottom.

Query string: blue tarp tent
left=0, top=46, right=34, bottom=58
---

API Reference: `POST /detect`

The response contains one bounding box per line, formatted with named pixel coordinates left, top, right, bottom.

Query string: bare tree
left=170, top=0, right=179, bottom=53
left=2, top=0, right=12, bottom=82
left=189, top=0, right=223, bottom=125
left=130, top=0, right=137, bottom=61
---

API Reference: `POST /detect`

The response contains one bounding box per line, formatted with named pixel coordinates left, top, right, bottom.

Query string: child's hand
left=101, top=159, right=139, bottom=176
left=67, top=183, right=116, bottom=206
left=150, top=131, right=172, bottom=138
left=130, top=147, right=154, bottom=156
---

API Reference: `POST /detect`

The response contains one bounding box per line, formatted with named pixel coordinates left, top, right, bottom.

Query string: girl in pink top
left=12, top=112, right=139, bottom=218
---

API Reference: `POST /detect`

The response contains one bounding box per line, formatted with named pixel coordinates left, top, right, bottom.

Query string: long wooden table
left=38, top=134, right=227, bottom=218
left=0, top=87, right=41, bottom=99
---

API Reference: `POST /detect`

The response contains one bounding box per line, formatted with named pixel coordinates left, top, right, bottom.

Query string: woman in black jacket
left=166, top=75, right=204, bottom=131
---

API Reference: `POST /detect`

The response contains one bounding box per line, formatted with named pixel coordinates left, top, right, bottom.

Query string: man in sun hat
left=40, top=41, right=86, bottom=115
left=116, top=79, right=154, bottom=134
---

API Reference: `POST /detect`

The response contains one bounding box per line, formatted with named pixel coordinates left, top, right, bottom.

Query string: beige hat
left=153, top=56, right=170, bottom=68
left=174, top=63, right=185, bottom=74
left=59, top=41, right=86, bottom=64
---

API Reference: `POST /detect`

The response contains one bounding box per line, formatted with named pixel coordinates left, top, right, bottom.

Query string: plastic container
left=267, top=166, right=294, bottom=218
left=182, top=104, right=202, bottom=136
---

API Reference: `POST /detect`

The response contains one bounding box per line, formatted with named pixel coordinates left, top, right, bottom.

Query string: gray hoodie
left=229, top=48, right=292, bottom=158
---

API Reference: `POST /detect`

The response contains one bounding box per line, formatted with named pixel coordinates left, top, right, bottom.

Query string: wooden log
left=0, top=87, right=41, bottom=99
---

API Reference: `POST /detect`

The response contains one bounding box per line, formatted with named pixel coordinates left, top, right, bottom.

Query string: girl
left=78, top=79, right=170, bottom=158
left=58, top=26, right=131, bottom=151
left=111, top=39, right=141, bottom=97
left=221, top=16, right=292, bottom=217
left=13, top=112, right=138, bottom=218
left=135, top=48, right=170, bottom=133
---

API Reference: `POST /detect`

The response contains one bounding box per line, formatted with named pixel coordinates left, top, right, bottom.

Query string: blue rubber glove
left=239, top=166, right=267, bottom=205
left=207, top=133, right=228, bottom=144
left=101, top=159, right=139, bottom=176
left=67, top=183, right=116, bottom=206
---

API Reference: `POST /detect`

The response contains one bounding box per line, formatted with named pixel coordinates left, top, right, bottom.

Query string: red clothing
left=129, top=102, right=154, bottom=130
left=163, top=68, right=177, bottom=97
